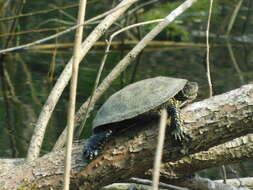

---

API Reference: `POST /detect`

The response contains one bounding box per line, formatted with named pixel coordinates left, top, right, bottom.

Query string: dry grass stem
left=63, top=0, right=87, bottom=189
left=152, top=109, right=167, bottom=190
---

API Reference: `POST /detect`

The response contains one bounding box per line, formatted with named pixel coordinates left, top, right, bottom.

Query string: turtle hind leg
left=83, top=129, right=113, bottom=162
left=166, top=99, right=185, bottom=141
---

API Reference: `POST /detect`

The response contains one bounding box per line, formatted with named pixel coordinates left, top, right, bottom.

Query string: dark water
left=0, top=0, right=252, bottom=179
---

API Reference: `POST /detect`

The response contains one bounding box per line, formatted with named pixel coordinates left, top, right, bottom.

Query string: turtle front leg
left=166, top=99, right=185, bottom=141
left=83, top=129, right=113, bottom=162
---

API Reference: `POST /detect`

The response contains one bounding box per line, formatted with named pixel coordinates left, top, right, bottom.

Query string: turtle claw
left=83, top=139, right=103, bottom=162
left=171, top=127, right=186, bottom=142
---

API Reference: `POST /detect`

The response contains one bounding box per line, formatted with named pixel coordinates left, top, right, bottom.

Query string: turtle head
left=176, top=81, right=198, bottom=102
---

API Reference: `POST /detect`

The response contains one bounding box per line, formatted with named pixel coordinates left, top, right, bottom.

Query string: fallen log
left=0, top=84, right=252, bottom=189
left=158, top=134, right=253, bottom=179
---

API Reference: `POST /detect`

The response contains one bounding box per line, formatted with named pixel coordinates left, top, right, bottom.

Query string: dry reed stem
left=63, top=0, right=87, bottom=189
left=206, top=0, right=213, bottom=98
left=152, top=109, right=167, bottom=190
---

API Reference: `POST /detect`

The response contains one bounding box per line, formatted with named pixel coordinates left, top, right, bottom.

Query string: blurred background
left=0, top=0, right=252, bottom=179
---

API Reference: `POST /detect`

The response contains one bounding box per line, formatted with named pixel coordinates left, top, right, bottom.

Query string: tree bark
left=158, top=134, right=253, bottom=179
left=0, top=84, right=253, bottom=189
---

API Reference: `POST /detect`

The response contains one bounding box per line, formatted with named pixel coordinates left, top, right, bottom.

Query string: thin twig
left=227, top=166, right=243, bottom=186
left=226, top=41, right=244, bottom=84
left=221, top=165, right=227, bottom=184
left=226, top=0, right=244, bottom=36
left=207, top=0, right=228, bottom=184
left=130, top=178, right=189, bottom=190
left=0, top=1, right=135, bottom=54
left=206, top=0, right=213, bottom=97
left=127, top=0, right=159, bottom=16
left=49, top=4, right=77, bottom=22
left=110, top=19, right=164, bottom=42
left=241, top=0, right=252, bottom=35
left=0, top=4, right=78, bottom=22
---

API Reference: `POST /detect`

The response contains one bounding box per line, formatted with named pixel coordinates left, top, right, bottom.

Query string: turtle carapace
left=83, top=76, right=198, bottom=161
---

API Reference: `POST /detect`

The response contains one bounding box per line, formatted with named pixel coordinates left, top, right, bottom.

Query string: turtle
left=83, top=76, right=198, bottom=161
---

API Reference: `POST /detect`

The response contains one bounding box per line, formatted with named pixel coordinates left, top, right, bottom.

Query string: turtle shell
left=92, top=76, right=187, bottom=132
